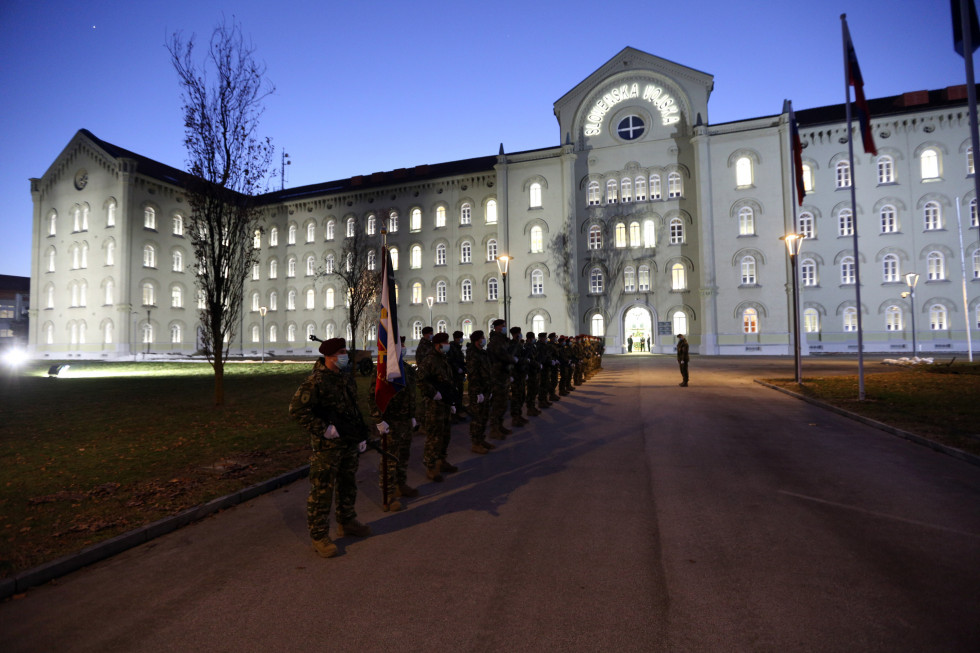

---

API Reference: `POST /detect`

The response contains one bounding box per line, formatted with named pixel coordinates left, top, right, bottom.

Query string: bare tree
left=168, top=19, right=275, bottom=405
left=318, top=216, right=382, bottom=372
left=549, top=220, right=579, bottom=325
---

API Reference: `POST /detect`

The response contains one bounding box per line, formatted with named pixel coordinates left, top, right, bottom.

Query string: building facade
left=0, top=275, right=30, bottom=352
left=28, top=48, right=980, bottom=359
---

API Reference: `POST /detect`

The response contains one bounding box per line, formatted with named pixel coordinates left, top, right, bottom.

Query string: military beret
left=318, top=337, right=346, bottom=357
left=492, top=318, right=506, bottom=328
left=432, top=332, right=450, bottom=345
left=470, top=329, right=485, bottom=342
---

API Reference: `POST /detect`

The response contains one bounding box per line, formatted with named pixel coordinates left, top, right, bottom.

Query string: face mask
left=479, top=339, right=487, bottom=348
left=335, top=354, right=349, bottom=368
left=436, top=345, right=445, bottom=354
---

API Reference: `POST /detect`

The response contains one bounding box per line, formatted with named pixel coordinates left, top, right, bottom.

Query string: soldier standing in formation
left=524, top=332, right=542, bottom=416
left=418, top=332, right=458, bottom=481
left=508, top=326, right=530, bottom=427
left=487, top=318, right=514, bottom=439
left=378, top=336, right=418, bottom=512
left=536, top=332, right=554, bottom=408
left=546, top=333, right=561, bottom=402
left=289, top=337, right=373, bottom=558
left=465, top=330, right=496, bottom=454
left=447, top=330, right=467, bottom=422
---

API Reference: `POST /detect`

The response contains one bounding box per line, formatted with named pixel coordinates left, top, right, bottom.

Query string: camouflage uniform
left=573, top=339, right=585, bottom=385
left=537, top=334, right=553, bottom=406
left=525, top=336, right=541, bottom=413
left=379, top=362, right=417, bottom=494
left=466, top=340, right=492, bottom=446
left=487, top=329, right=513, bottom=432
left=447, top=338, right=467, bottom=416
left=547, top=336, right=561, bottom=399
left=509, top=335, right=528, bottom=422
left=289, top=360, right=368, bottom=541
left=558, top=339, right=572, bottom=395
left=418, top=345, right=455, bottom=470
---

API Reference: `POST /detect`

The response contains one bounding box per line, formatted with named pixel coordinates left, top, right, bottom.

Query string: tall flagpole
left=842, top=14, right=866, bottom=400
left=785, top=99, right=803, bottom=383
left=957, top=0, right=980, bottom=361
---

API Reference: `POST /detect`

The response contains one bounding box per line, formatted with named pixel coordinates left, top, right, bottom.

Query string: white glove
left=411, top=418, right=418, bottom=428
left=477, top=393, right=485, bottom=404
left=458, top=368, right=464, bottom=374
left=509, top=377, right=513, bottom=383
left=377, top=421, right=390, bottom=434
left=358, top=441, right=367, bottom=453
left=324, top=424, right=339, bottom=439
left=450, top=406, right=456, bottom=414
left=433, top=391, right=442, bottom=401
left=552, top=360, right=558, bottom=365
left=538, top=363, right=543, bottom=369
left=513, top=356, right=519, bottom=363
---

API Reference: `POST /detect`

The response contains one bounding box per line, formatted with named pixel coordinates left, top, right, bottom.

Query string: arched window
left=877, top=155, right=895, bottom=184
left=412, top=320, right=423, bottom=341
left=649, top=174, right=662, bottom=200
left=104, top=280, right=114, bottom=305
left=591, top=313, right=604, bottom=336
left=799, top=212, right=815, bottom=239
left=346, top=217, right=356, bottom=238
left=306, top=222, right=316, bottom=242
left=838, top=209, right=854, bottom=237
left=288, top=224, right=297, bottom=244
left=143, top=244, right=156, bottom=268
left=436, top=280, right=447, bottom=303
left=172, top=250, right=183, bottom=272
left=882, top=254, right=899, bottom=282
left=529, top=183, right=542, bottom=208
left=104, top=321, right=114, bottom=344
left=270, top=227, right=279, bottom=246
left=171, top=285, right=183, bottom=308
left=142, top=323, right=153, bottom=346
left=435, top=206, right=446, bottom=228
left=840, top=256, right=855, bottom=284
left=287, top=290, right=296, bottom=310
left=629, top=221, right=641, bottom=247
left=269, top=324, right=278, bottom=343
left=801, top=258, right=817, bottom=286
left=269, top=291, right=278, bottom=311
left=171, top=324, right=182, bottom=345
left=836, top=161, right=851, bottom=188
left=487, top=239, right=497, bottom=261
left=533, top=314, right=545, bottom=334
left=410, top=209, right=422, bottom=231
left=587, top=181, right=601, bottom=206
left=930, top=304, right=948, bottom=330
left=462, top=318, right=474, bottom=336
left=620, top=178, right=632, bottom=203
left=326, top=323, right=336, bottom=339
left=880, top=205, right=898, bottom=233
left=635, top=176, right=647, bottom=201
left=672, top=310, right=688, bottom=336
left=325, top=221, right=335, bottom=240
left=643, top=220, right=655, bottom=248
left=486, top=277, right=497, bottom=301
left=671, top=263, right=686, bottom=290
left=638, top=265, right=650, bottom=291
left=885, top=305, right=903, bottom=331
left=287, top=257, right=297, bottom=278
left=667, top=172, right=682, bottom=198
left=367, top=250, right=376, bottom=271
left=843, top=307, right=858, bottom=332
left=388, top=211, right=399, bottom=233
left=460, top=203, right=472, bottom=225
left=252, top=292, right=260, bottom=311
left=530, top=226, right=543, bottom=253
left=306, top=255, right=316, bottom=276
left=803, top=308, right=820, bottom=333
left=435, top=243, right=447, bottom=266
left=738, top=207, right=755, bottom=235
left=142, top=282, right=156, bottom=306
left=367, top=214, right=376, bottom=235
left=106, top=203, right=116, bottom=228
left=971, top=198, right=978, bottom=227
left=923, top=201, right=942, bottom=230
left=669, top=218, right=684, bottom=244
left=920, top=148, right=940, bottom=180
left=606, top=179, right=618, bottom=204
left=735, top=156, right=753, bottom=187
left=389, top=248, right=398, bottom=271
left=173, top=214, right=184, bottom=236
left=306, top=324, right=316, bottom=341
left=927, top=251, right=945, bottom=280
left=623, top=266, right=636, bottom=292
left=740, top=256, right=757, bottom=285
left=410, top=245, right=422, bottom=269
left=588, top=225, right=602, bottom=250
left=306, top=289, right=315, bottom=310
left=325, top=288, right=335, bottom=309
left=324, top=254, right=334, bottom=274
left=486, top=200, right=498, bottom=224
left=590, top=268, right=604, bottom=293
left=531, top=269, right=544, bottom=295
left=461, top=279, right=473, bottom=302
left=436, top=320, right=448, bottom=334
left=144, top=207, right=156, bottom=229
left=743, top=307, right=759, bottom=334
left=287, top=324, right=296, bottom=342
left=460, top=241, right=472, bottom=263
left=411, top=282, right=422, bottom=304
left=614, top=223, right=627, bottom=248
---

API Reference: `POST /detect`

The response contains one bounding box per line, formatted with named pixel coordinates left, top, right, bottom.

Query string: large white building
left=28, top=47, right=980, bottom=359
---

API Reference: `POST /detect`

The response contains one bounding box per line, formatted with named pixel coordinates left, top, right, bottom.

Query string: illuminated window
left=669, top=218, right=684, bottom=244
left=842, top=307, right=858, bottom=332
left=306, top=324, right=315, bottom=341
left=799, top=212, right=815, bottom=239
left=367, top=214, right=376, bottom=235
left=287, top=257, right=296, bottom=278
left=411, top=282, right=422, bottom=304
left=591, top=313, right=604, bottom=336
left=104, top=321, right=114, bottom=344
left=672, top=310, right=688, bottom=337
left=624, top=266, right=636, bottom=292
left=367, top=250, right=376, bottom=271
left=877, top=155, right=895, bottom=184
left=838, top=209, right=854, bottom=237
left=325, top=288, right=335, bottom=309
left=531, top=269, right=544, bottom=296
left=740, top=256, right=757, bottom=285
left=412, top=321, right=423, bottom=340
left=880, top=205, right=898, bottom=233
left=530, top=226, right=543, bottom=253
left=269, top=324, right=277, bottom=343
left=802, top=164, right=814, bottom=192
left=968, top=147, right=975, bottom=175
left=667, top=172, right=682, bottom=198
left=629, top=221, right=641, bottom=247
left=252, top=292, right=260, bottom=311
left=650, top=174, right=662, bottom=199
left=346, top=218, right=356, bottom=238
left=460, top=203, right=471, bottom=225
left=389, top=248, right=398, bottom=271
left=635, top=176, right=647, bottom=201
left=288, top=224, right=297, bottom=244
left=325, top=221, right=335, bottom=240
left=836, top=161, right=851, bottom=188
left=461, top=279, right=473, bottom=302
left=410, top=209, right=422, bottom=232
left=462, top=318, right=474, bottom=336
left=306, top=289, right=315, bottom=309
left=920, top=148, right=940, bottom=180
left=590, top=268, right=604, bottom=293
left=345, top=253, right=352, bottom=272
left=738, top=207, right=755, bottom=235
left=173, top=214, right=183, bottom=236
left=530, top=183, right=542, bottom=208
left=307, top=222, right=316, bottom=242
left=885, top=305, right=902, bottom=331
left=882, top=254, right=899, bottom=282
left=306, top=255, right=315, bottom=276
left=923, top=201, right=942, bottom=230
left=269, top=291, right=278, bottom=311
left=801, top=259, right=817, bottom=286
left=606, top=179, right=618, bottom=204
left=269, top=259, right=278, bottom=279
left=671, top=263, right=686, bottom=290
left=287, top=290, right=296, bottom=310
left=638, top=266, right=650, bottom=291
left=617, top=114, right=645, bottom=140
left=411, top=245, right=422, bottom=269
left=324, top=254, right=334, bottom=274
left=173, top=250, right=183, bottom=272
left=103, top=280, right=113, bottom=305
left=743, top=307, right=759, bottom=334
left=841, top=256, right=855, bottom=285
left=971, top=198, right=978, bottom=226
left=142, top=282, right=156, bottom=306
left=48, top=211, right=57, bottom=236
left=533, top=314, right=545, bottom=333
left=735, top=157, right=752, bottom=187
left=107, top=203, right=116, bottom=227
left=144, top=207, right=156, bottom=229
left=621, top=178, right=632, bottom=203
left=143, top=244, right=156, bottom=268
left=486, top=200, right=497, bottom=224
left=171, top=285, right=183, bottom=308
left=487, top=239, right=497, bottom=261
left=436, top=280, right=447, bottom=303
left=389, top=211, right=399, bottom=233
left=804, top=308, right=820, bottom=333
left=287, top=324, right=296, bottom=342
left=643, top=220, right=655, bottom=248
left=487, top=277, right=497, bottom=301
left=461, top=241, right=472, bottom=263
left=614, top=223, right=626, bottom=248
left=142, top=323, right=153, bottom=345
left=436, top=206, right=446, bottom=228
left=927, top=251, right=945, bottom=280
left=588, top=225, right=602, bottom=250
left=587, top=181, right=601, bottom=206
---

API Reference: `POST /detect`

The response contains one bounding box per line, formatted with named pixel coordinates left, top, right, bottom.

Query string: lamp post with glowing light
left=496, top=254, right=513, bottom=327
left=259, top=306, right=267, bottom=362
left=902, top=272, right=919, bottom=356
left=426, top=296, right=434, bottom=327
left=781, top=233, right=802, bottom=384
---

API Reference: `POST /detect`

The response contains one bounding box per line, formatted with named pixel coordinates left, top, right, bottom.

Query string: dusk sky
left=0, top=0, right=969, bottom=277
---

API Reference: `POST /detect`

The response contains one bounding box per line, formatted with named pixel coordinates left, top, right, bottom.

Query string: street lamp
left=781, top=233, right=803, bottom=384
left=496, top=254, right=513, bottom=327
left=426, top=296, right=434, bottom=327
left=903, top=272, right=919, bottom=356
left=259, top=306, right=267, bottom=363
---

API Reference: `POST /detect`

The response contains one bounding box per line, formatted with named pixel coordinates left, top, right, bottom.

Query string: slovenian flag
left=788, top=100, right=806, bottom=206
left=843, top=17, right=878, bottom=156
left=375, top=245, right=404, bottom=413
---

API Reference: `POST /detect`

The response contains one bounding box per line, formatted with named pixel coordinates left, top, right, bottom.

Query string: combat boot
left=489, top=425, right=511, bottom=440
left=438, top=459, right=458, bottom=473
left=426, top=467, right=444, bottom=482
left=312, top=537, right=338, bottom=558
left=471, top=442, right=490, bottom=455
left=337, top=519, right=372, bottom=538
left=396, top=484, right=419, bottom=498
left=549, top=393, right=560, bottom=402
left=512, top=415, right=529, bottom=427
left=526, top=406, right=541, bottom=416
left=539, top=399, right=552, bottom=408
left=383, top=499, right=404, bottom=512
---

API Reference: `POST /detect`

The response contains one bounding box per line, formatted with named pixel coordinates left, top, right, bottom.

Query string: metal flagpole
left=842, top=14, right=866, bottom=400
left=379, top=229, right=389, bottom=510
left=955, top=198, right=975, bottom=360
left=787, top=100, right=803, bottom=384
left=956, top=0, right=979, bottom=361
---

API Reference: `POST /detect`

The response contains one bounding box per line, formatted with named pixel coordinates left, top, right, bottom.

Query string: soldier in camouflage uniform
left=537, top=332, right=553, bottom=408
left=573, top=336, right=585, bottom=386
left=447, top=330, right=468, bottom=421
left=415, top=326, right=435, bottom=366
left=418, top=332, right=458, bottom=481
left=465, top=330, right=495, bottom=454
left=378, top=338, right=419, bottom=510
left=558, top=336, right=572, bottom=396
left=487, top=318, right=514, bottom=438
left=289, top=338, right=372, bottom=559
left=524, top=331, right=542, bottom=415
left=546, top=333, right=561, bottom=401
left=508, top=326, right=529, bottom=427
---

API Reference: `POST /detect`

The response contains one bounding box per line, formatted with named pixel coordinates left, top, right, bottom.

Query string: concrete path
left=2, top=356, right=978, bottom=652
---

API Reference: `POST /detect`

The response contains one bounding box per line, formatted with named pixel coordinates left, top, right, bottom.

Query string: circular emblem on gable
left=616, top=115, right=645, bottom=140
left=74, top=169, right=88, bottom=190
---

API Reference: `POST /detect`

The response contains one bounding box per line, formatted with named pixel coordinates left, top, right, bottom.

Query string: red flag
left=375, top=245, right=403, bottom=414
left=788, top=100, right=806, bottom=206
left=843, top=17, right=878, bottom=156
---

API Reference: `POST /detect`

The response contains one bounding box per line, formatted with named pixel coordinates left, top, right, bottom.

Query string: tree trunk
left=213, top=346, right=225, bottom=405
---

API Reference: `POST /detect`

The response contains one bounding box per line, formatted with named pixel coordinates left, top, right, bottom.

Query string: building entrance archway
left=624, top=305, right=653, bottom=353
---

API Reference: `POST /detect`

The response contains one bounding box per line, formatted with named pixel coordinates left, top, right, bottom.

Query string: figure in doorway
left=627, top=336, right=633, bottom=353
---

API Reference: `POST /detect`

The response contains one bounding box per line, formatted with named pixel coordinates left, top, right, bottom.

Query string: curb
left=0, top=465, right=310, bottom=602
left=754, top=380, right=980, bottom=468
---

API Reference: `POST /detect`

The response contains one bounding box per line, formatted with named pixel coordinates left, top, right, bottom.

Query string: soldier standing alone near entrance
left=289, top=338, right=372, bottom=559
left=677, top=333, right=690, bottom=387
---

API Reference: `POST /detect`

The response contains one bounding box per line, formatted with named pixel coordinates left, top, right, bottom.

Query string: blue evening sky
left=0, top=0, right=967, bottom=277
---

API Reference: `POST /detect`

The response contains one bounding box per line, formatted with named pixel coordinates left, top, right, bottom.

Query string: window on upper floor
left=840, top=256, right=855, bottom=284
left=838, top=209, right=854, bottom=237
left=643, top=219, right=655, bottom=248
left=486, top=277, right=497, bottom=301
left=650, top=174, right=662, bottom=200
left=930, top=304, right=948, bottom=330
left=885, top=305, right=902, bottom=331
left=623, top=266, right=636, bottom=293
left=173, top=214, right=184, bottom=236
left=460, top=203, right=471, bottom=225
left=487, top=239, right=497, bottom=261
left=587, top=181, right=600, bottom=206
left=843, top=307, right=858, bottom=332
left=288, top=224, right=297, bottom=244
left=486, top=200, right=497, bottom=224
left=880, top=205, right=898, bottom=233
left=801, top=259, right=817, bottom=286
left=270, top=227, right=279, bottom=246
left=144, top=207, right=156, bottom=229
left=530, top=226, right=543, bottom=253
left=671, top=263, right=686, bottom=290
left=411, top=282, right=422, bottom=305
left=306, top=255, right=316, bottom=276
left=531, top=269, right=544, bottom=296
left=588, top=225, right=602, bottom=250
left=735, top=157, right=752, bottom=187
left=882, top=254, right=899, bottom=282
left=307, top=222, right=316, bottom=242
left=346, top=218, right=356, bottom=238
left=802, top=164, right=814, bottom=192
left=589, top=268, right=604, bottom=294
left=921, top=148, right=940, bottom=180
left=638, top=265, right=650, bottom=291
left=738, top=207, right=755, bottom=236
left=629, top=221, right=641, bottom=248
left=410, top=245, right=422, bottom=269
left=669, top=218, right=684, bottom=245
left=836, top=161, right=851, bottom=188
left=667, top=172, right=682, bottom=198
left=923, top=201, right=942, bottom=230
left=530, top=183, right=542, bottom=208
left=614, top=223, right=626, bottom=248
left=799, top=212, right=815, bottom=239
left=743, top=307, right=759, bottom=334
left=621, top=178, right=632, bottom=203
left=635, top=176, right=647, bottom=201
left=367, top=250, right=376, bottom=271
left=606, top=179, right=618, bottom=204
left=437, top=280, right=448, bottom=303
left=435, top=243, right=447, bottom=266
left=927, top=251, right=946, bottom=280
left=740, top=256, right=757, bottom=285
left=388, top=211, right=399, bottom=233
left=143, top=244, right=156, bottom=268
left=877, top=155, right=895, bottom=184
left=461, top=279, right=473, bottom=302
left=389, top=247, right=398, bottom=271
left=460, top=241, right=472, bottom=264
left=436, top=206, right=446, bottom=228
left=287, top=257, right=296, bottom=278
left=367, top=214, right=376, bottom=235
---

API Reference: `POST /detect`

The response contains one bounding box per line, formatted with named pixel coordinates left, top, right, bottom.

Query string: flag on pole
left=843, top=17, right=878, bottom=156
left=953, top=0, right=980, bottom=56
left=375, top=245, right=403, bottom=414
left=788, top=100, right=806, bottom=206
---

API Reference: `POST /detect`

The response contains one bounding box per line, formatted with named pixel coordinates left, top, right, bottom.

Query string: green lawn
left=0, top=360, right=379, bottom=579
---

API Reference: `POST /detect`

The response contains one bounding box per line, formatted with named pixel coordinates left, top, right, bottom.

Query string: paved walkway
left=2, top=356, right=979, bottom=652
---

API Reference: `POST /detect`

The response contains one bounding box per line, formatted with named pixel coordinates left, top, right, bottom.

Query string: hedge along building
left=28, top=47, right=980, bottom=359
